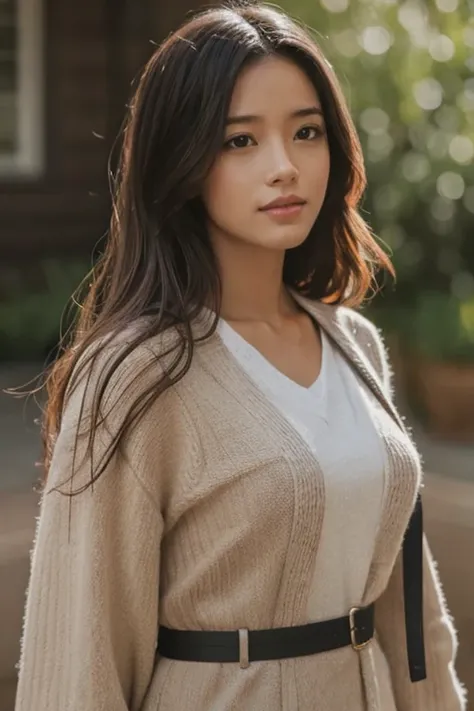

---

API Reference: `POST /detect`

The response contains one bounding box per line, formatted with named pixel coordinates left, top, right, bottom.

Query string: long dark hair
left=42, top=2, right=394, bottom=490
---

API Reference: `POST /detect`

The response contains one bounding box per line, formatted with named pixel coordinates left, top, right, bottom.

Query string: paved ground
left=1, top=363, right=473, bottom=710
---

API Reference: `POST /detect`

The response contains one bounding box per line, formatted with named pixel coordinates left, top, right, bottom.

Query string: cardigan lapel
left=289, top=291, right=406, bottom=436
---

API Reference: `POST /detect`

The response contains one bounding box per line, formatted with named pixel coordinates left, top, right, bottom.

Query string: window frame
left=0, top=0, right=44, bottom=178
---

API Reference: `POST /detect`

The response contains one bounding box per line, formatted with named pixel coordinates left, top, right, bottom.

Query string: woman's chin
left=258, top=228, right=310, bottom=252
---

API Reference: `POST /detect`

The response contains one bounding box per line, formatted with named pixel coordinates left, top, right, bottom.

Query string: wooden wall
left=0, top=0, right=205, bottom=264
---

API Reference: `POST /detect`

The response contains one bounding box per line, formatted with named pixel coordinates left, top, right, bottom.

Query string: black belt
left=158, top=603, right=374, bottom=666
left=158, top=495, right=426, bottom=682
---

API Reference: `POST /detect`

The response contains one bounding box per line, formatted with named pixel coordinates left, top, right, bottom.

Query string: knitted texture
left=15, top=294, right=467, bottom=711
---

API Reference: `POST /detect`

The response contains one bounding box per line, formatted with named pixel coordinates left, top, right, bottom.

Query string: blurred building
left=0, top=0, right=204, bottom=265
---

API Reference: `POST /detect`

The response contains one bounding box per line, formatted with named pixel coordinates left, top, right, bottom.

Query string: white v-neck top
left=217, top=319, right=386, bottom=621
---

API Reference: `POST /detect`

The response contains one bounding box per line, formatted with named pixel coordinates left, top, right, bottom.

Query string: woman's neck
left=213, top=238, right=298, bottom=325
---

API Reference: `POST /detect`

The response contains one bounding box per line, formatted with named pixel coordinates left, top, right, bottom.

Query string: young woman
left=15, top=3, right=466, bottom=711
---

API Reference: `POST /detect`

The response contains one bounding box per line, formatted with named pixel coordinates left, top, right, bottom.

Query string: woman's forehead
left=228, top=56, right=321, bottom=120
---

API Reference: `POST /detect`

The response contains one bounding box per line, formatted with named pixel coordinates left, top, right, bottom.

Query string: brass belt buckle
left=349, top=607, right=371, bottom=651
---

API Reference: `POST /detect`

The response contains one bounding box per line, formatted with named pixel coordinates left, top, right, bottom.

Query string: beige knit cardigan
left=15, top=293, right=467, bottom=711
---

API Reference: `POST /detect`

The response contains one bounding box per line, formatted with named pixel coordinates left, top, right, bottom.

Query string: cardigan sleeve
left=374, top=538, right=467, bottom=710
left=15, top=343, right=170, bottom=711
left=354, top=311, right=468, bottom=710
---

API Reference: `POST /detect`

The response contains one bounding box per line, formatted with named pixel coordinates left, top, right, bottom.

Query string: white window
left=0, top=0, right=44, bottom=177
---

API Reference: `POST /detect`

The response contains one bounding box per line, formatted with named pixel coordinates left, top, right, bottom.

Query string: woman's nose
left=266, top=145, right=299, bottom=185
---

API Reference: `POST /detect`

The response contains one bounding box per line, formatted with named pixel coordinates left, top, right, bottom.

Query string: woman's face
left=202, top=55, right=330, bottom=255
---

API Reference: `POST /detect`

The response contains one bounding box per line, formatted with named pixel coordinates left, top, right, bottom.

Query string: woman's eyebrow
left=225, top=106, right=323, bottom=127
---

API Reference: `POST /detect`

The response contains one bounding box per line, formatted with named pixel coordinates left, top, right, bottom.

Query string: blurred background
left=0, top=0, right=473, bottom=708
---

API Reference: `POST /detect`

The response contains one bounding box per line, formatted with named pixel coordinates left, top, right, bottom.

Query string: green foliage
left=280, top=0, right=474, bottom=357
left=372, top=291, right=474, bottom=363
left=0, top=259, right=89, bottom=362
left=408, top=292, right=474, bottom=363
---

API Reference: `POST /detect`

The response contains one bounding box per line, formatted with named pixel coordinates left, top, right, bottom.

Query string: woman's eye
left=224, top=134, right=254, bottom=150
left=296, top=125, right=324, bottom=141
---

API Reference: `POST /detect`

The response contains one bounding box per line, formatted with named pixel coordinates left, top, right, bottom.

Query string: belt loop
left=238, top=628, right=250, bottom=669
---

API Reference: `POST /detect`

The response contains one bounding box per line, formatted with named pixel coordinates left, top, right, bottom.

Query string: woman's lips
left=260, top=202, right=306, bottom=218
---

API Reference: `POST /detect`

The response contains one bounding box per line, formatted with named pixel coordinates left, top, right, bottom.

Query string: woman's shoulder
left=63, top=320, right=183, bottom=425
left=333, top=302, right=383, bottom=343
left=331, top=303, right=393, bottom=396
left=292, top=289, right=383, bottom=351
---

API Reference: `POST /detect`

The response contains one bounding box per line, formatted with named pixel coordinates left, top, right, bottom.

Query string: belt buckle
left=349, top=607, right=371, bottom=651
